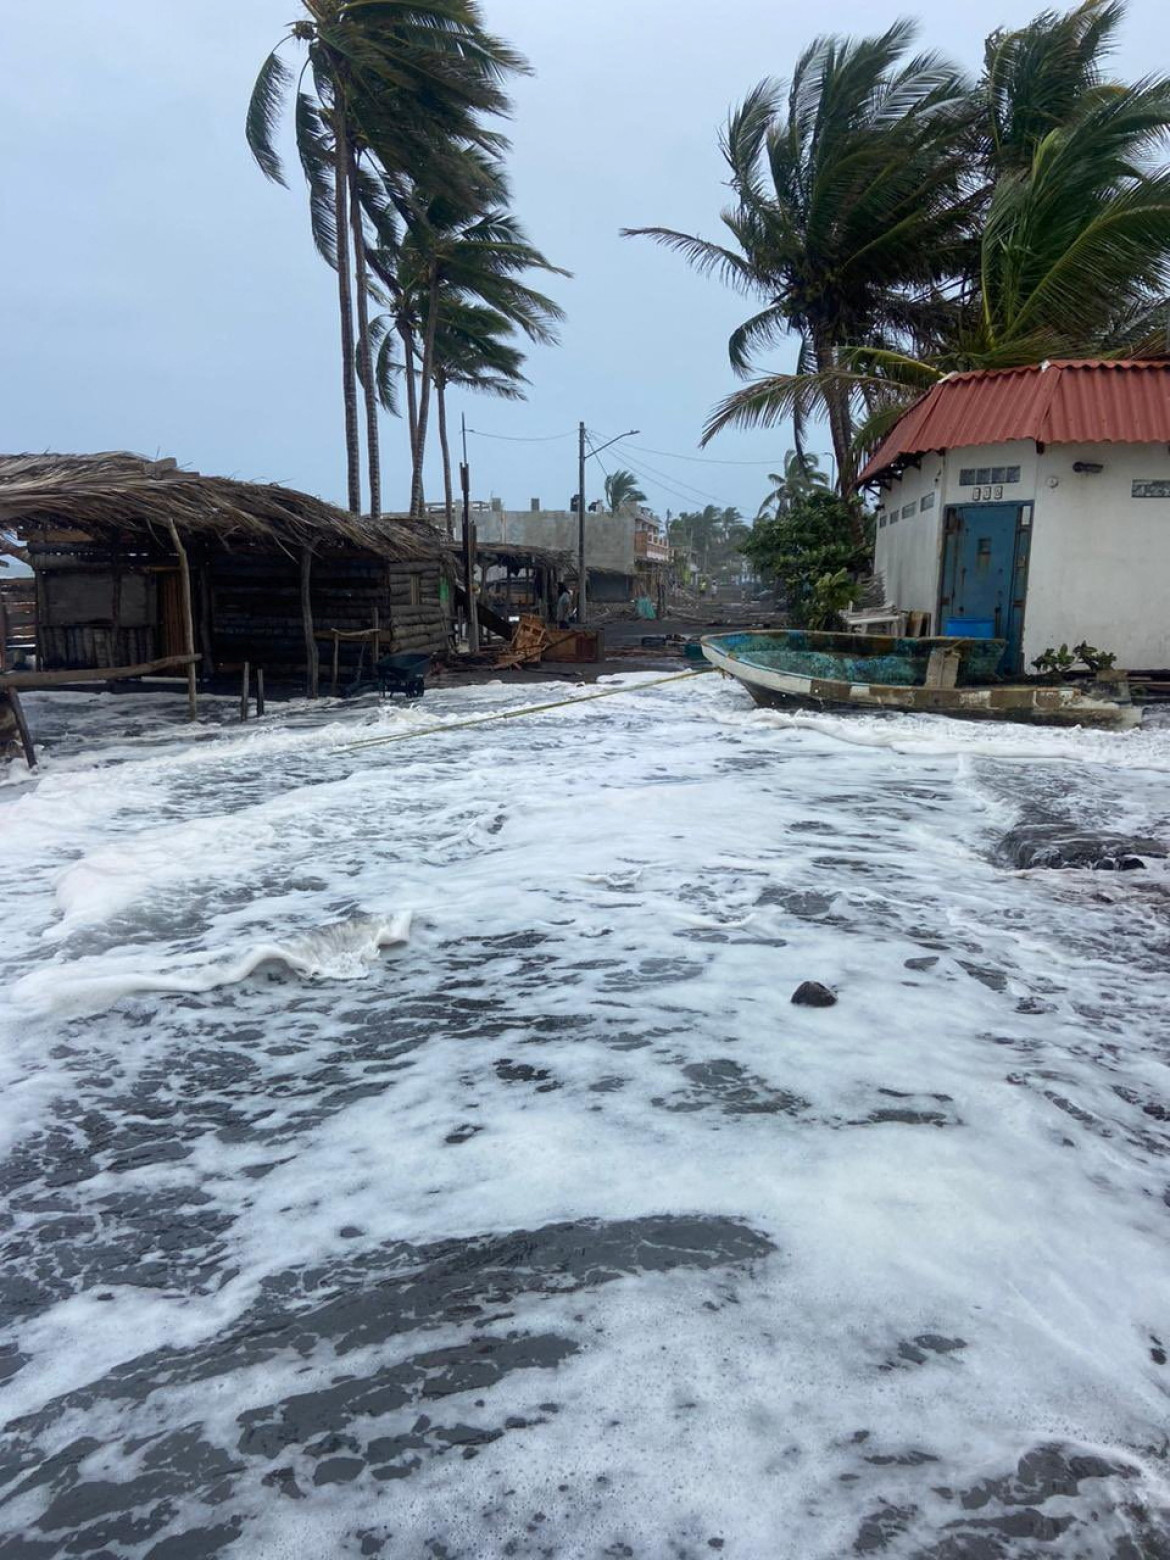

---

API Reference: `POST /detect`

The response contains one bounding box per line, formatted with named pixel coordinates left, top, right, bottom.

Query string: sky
left=1, top=0, right=1164, bottom=522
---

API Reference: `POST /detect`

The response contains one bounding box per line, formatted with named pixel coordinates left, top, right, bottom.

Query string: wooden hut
left=0, top=453, right=452, bottom=703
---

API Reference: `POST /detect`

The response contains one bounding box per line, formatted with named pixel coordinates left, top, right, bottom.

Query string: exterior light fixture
left=1072, top=461, right=1104, bottom=474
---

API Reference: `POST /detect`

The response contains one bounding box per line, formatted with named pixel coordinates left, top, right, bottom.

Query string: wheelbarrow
left=375, top=651, right=429, bottom=698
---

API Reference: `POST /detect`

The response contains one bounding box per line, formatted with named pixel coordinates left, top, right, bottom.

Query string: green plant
left=807, top=569, right=858, bottom=630
left=1033, top=641, right=1120, bottom=677
left=1032, top=643, right=1078, bottom=676
left=1073, top=640, right=1117, bottom=673
left=741, top=491, right=870, bottom=627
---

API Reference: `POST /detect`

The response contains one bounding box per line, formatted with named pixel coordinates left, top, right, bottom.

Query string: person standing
left=556, top=582, right=573, bottom=628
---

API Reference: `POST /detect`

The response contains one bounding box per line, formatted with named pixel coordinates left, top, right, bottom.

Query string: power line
left=615, top=447, right=723, bottom=505
left=609, top=450, right=711, bottom=510
left=593, top=434, right=722, bottom=507
left=626, top=441, right=790, bottom=467
left=467, top=428, right=575, bottom=443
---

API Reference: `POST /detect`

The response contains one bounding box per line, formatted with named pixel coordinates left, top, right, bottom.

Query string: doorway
left=938, top=503, right=1031, bottom=673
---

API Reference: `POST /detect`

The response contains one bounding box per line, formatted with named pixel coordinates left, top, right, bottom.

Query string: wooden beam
left=5, top=689, right=36, bottom=769
left=166, top=520, right=199, bottom=721
left=301, top=548, right=319, bottom=698
left=0, top=653, right=200, bottom=690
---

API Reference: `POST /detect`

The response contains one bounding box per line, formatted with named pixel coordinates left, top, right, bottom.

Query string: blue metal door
left=939, top=504, right=1030, bottom=672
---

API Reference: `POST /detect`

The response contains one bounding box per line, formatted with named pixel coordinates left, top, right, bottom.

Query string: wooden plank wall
left=26, top=542, right=452, bottom=679
left=208, top=551, right=450, bottom=671
left=35, top=553, right=160, bottom=670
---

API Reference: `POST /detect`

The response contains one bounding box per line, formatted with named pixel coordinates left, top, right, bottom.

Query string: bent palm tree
left=604, top=470, right=647, bottom=513
left=755, top=451, right=830, bottom=519
left=626, top=22, right=971, bottom=493
left=373, top=196, right=566, bottom=515
left=247, top=1, right=528, bottom=515
left=683, top=1, right=1170, bottom=473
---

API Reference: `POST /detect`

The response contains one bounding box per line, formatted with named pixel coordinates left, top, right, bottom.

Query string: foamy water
left=1, top=676, right=1169, bottom=1558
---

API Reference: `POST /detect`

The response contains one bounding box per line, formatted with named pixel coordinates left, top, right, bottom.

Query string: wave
left=14, top=911, right=412, bottom=1018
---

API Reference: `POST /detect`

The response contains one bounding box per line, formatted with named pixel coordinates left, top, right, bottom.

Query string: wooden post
left=256, top=667, right=265, bottom=717
left=461, top=460, right=479, bottom=654
left=166, top=520, right=199, bottom=721
left=240, top=660, right=250, bottom=721
left=300, top=548, right=319, bottom=698
left=110, top=561, right=122, bottom=669
left=373, top=605, right=380, bottom=661
left=331, top=631, right=340, bottom=698
left=0, top=598, right=8, bottom=672
left=198, top=567, right=215, bottom=683
left=5, top=689, right=36, bottom=769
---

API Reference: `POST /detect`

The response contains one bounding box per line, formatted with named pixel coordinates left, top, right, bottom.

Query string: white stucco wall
left=873, top=452, right=945, bottom=613
left=872, top=436, right=1170, bottom=668
left=1026, top=442, right=1170, bottom=670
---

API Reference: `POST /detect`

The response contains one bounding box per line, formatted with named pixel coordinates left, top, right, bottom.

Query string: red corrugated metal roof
left=859, top=360, right=1170, bottom=483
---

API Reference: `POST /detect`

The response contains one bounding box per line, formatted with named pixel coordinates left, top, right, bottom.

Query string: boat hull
left=701, top=632, right=1140, bottom=730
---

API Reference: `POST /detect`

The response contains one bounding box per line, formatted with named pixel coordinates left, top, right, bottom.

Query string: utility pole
left=461, top=413, right=479, bottom=654
left=576, top=423, right=639, bottom=627
left=577, top=421, right=588, bottom=624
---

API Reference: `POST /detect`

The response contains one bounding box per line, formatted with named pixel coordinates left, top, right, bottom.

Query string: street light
left=577, top=425, right=639, bottom=624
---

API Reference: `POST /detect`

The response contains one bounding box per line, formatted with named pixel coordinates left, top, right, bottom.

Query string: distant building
left=476, top=505, right=637, bottom=602
left=861, top=360, right=1170, bottom=671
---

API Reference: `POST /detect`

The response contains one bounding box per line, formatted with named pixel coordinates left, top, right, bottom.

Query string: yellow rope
left=340, top=667, right=710, bottom=753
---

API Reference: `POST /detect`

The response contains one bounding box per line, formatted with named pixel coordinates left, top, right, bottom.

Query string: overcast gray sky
left=2, top=0, right=1164, bottom=520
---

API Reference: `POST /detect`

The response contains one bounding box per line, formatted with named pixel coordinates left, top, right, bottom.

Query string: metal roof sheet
left=860, top=360, right=1170, bottom=483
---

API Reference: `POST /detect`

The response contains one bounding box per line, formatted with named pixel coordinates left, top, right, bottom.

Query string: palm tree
left=805, top=11, right=1170, bottom=452
left=981, top=0, right=1126, bottom=176
left=247, top=1, right=527, bottom=516
left=676, top=505, right=724, bottom=574
left=604, top=470, right=647, bottom=512
left=626, top=22, right=971, bottom=493
left=755, top=451, right=830, bottom=520
left=664, top=2, right=1170, bottom=474
left=432, top=302, right=530, bottom=535
left=372, top=195, right=565, bottom=515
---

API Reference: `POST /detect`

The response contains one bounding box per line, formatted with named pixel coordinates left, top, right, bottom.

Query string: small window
left=991, top=466, right=1006, bottom=484
left=890, top=509, right=899, bottom=523
left=879, top=514, right=887, bottom=528
left=976, top=467, right=991, bottom=484
left=1132, top=479, right=1170, bottom=498
left=1006, top=465, right=1021, bottom=484
left=902, top=502, right=915, bottom=518
left=920, top=492, right=935, bottom=511
left=959, top=467, right=976, bottom=486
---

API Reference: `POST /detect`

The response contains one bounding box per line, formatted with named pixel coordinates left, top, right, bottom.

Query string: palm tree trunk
left=399, top=319, right=419, bottom=454
left=409, top=269, right=441, bottom=519
left=348, top=153, right=380, bottom=520
left=437, top=375, right=455, bottom=538
left=813, top=331, right=855, bottom=500
left=333, top=125, right=361, bottom=515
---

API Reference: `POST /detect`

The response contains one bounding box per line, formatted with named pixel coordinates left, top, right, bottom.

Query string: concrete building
left=475, top=504, right=638, bottom=602
left=861, top=360, right=1170, bottom=672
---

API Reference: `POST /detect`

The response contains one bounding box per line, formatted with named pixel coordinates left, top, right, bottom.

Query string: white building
left=862, top=360, right=1170, bottom=672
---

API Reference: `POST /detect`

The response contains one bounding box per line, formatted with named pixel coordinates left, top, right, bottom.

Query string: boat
left=700, top=629, right=1141, bottom=729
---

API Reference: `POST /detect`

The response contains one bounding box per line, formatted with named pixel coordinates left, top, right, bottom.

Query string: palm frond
left=620, top=226, right=759, bottom=293
left=247, top=47, right=294, bottom=185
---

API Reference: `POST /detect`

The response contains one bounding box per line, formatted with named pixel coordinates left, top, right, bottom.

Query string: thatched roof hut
left=1, top=453, right=454, bottom=695
left=0, top=452, right=445, bottom=563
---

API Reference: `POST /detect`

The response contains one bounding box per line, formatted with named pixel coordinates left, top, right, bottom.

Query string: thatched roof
left=0, top=452, right=447, bottom=563
left=476, top=540, right=571, bottom=570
